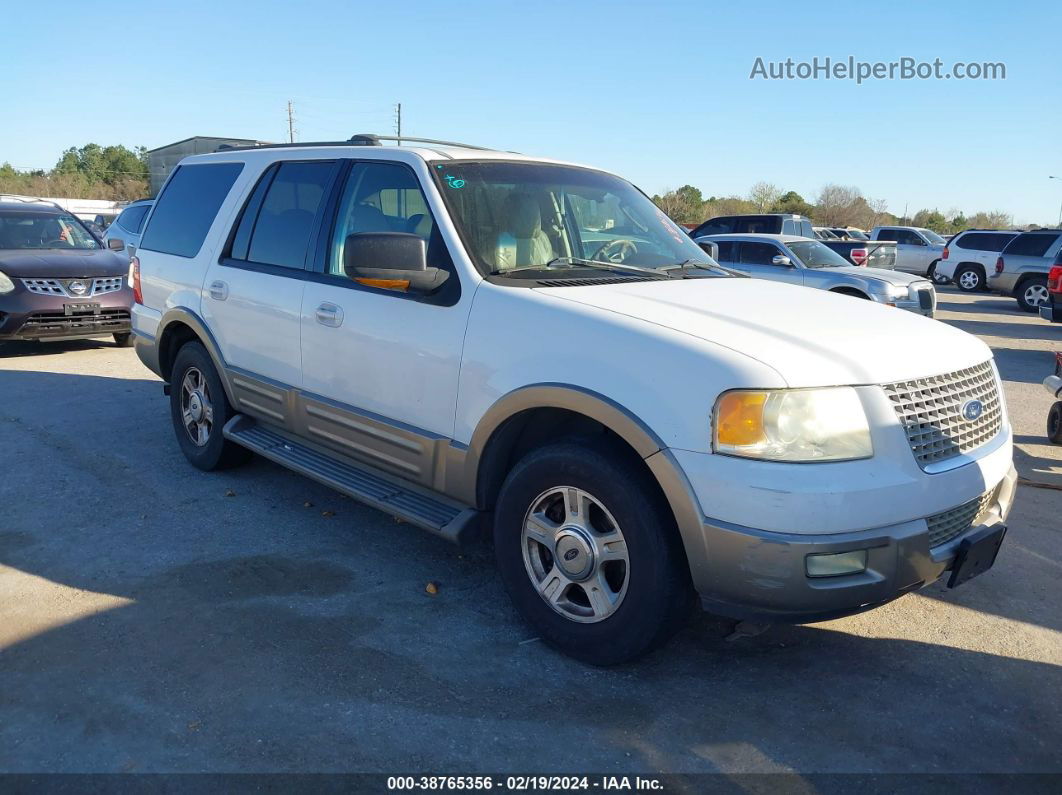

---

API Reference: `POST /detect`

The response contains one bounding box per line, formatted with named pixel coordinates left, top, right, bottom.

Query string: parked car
left=989, top=229, right=1062, bottom=312
left=827, top=227, right=868, bottom=240
left=698, top=233, right=931, bottom=315
left=689, top=213, right=815, bottom=239
left=102, top=199, right=154, bottom=261
left=869, top=226, right=947, bottom=281
left=813, top=227, right=840, bottom=240
left=1044, top=353, right=1062, bottom=444
left=0, top=196, right=134, bottom=347
left=935, top=230, right=1020, bottom=292
left=822, top=238, right=896, bottom=269
left=131, top=137, right=1015, bottom=664
left=1038, top=256, right=1062, bottom=323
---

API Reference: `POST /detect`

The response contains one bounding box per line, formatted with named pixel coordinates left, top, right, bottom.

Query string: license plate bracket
left=947, top=523, right=1007, bottom=588
left=64, top=303, right=101, bottom=316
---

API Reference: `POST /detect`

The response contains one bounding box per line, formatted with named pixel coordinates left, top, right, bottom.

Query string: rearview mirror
left=108, top=237, right=125, bottom=251
left=343, top=232, right=448, bottom=292
left=771, top=254, right=792, bottom=266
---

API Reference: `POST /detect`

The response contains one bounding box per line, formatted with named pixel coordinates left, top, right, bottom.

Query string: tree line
left=652, top=182, right=1020, bottom=234
left=0, top=144, right=150, bottom=202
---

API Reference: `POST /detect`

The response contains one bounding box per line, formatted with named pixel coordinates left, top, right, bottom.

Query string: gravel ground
left=0, top=286, right=1059, bottom=775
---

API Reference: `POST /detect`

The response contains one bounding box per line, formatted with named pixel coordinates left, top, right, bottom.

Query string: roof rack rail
left=214, top=134, right=492, bottom=154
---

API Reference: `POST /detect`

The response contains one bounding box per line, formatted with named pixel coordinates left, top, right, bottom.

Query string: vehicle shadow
left=1, top=368, right=1060, bottom=774
left=943, top=318, right=1062, bottom=346
left=0, top=338, right=120, bottom=358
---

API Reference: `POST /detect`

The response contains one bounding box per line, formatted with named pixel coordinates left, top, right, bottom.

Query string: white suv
left=131, top=136, right=1016, bottom=664
left=935, top=230, right=1020, bottom=292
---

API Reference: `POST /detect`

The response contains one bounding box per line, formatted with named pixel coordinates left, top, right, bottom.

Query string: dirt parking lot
left=1, top=287, right=1060, bottom=775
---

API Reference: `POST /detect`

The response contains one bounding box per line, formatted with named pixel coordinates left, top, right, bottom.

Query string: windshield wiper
left=490, top=256, right=669, bottom=279
left=661, top=259, right=745, bottom=278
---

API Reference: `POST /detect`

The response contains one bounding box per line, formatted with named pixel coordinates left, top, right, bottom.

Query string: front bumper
left=0, top=284, right=133, bottom=341
left=695, top=464, right=1017, bottom=622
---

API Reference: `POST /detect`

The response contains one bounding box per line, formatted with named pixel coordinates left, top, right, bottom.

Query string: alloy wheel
left=958, top=270, right=981, bottom=290
left=180, top=367, right=214, bottom=447
left=1024, top=283, right=1049, bottom=307
left=521, top=486, right=629, bottom=623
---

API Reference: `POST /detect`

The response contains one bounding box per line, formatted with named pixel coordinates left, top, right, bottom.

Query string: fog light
left=806, top=550, right=868, bottom=578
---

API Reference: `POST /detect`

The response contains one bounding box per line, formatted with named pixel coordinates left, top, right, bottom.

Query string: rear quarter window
left=140, top=162, right=244, bottom=258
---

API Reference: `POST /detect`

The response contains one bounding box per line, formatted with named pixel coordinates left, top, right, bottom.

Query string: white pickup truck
left=130, top=136, right=1016, bottom=664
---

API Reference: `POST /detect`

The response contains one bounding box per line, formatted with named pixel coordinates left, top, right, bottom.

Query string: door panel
left=300, top=160, right=470, bottom=452
left=737, top=242, right=804, bottom=286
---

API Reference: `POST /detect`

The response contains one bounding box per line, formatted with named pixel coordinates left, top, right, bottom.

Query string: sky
left=6, top=0, right=1062, bottom=224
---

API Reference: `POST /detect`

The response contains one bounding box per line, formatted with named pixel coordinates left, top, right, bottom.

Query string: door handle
left=315, top=302, right=344, bottom=328
left=209, top=280, right=229, bottom=300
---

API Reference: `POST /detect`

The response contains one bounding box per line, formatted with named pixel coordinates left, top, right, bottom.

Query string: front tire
left=1015, top=276, right=1049, bottom=313
left=1048, top=402, right=1062, bottom=445
left=169, top=342, right=251, bottom=470
left=493, top=439, right=693, bottom=665
left=954, top=264, right=986, bottom=293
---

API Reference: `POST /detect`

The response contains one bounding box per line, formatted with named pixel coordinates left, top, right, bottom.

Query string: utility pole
left=394, top=103, right=402, bottom=145
left=286, top=100, right=297, bottom=143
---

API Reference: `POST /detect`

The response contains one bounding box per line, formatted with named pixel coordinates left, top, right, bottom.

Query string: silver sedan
left=697, top=233, right=936, bottom=317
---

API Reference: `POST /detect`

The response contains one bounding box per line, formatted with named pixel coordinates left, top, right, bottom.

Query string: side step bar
left=223, top=415, right=481, bottom=545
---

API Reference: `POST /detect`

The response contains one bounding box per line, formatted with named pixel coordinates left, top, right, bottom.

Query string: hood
left=535, top=277, right=990, bottom=387
left=831, top=266, right=926, bottom=287
left=0, top=247, right=128, bottom=278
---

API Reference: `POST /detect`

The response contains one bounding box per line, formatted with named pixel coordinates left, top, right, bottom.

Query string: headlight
left=0, top=270, right=14, bottom=295
left=884, top=283, right=910, bottom=300
left=713, top=387, right=872, bottom=462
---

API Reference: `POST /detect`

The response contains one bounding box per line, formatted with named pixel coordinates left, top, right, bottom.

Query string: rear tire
left=169, top=342, right=251, bottom=471
left=1015, top=276, right=1049, bottom=313
left=1048, top=402, right=1062, bottom=445
left=113, top=332, right=134, bottom=347
left=954, top=264, right=986, bottom=293
left=493, top=438, right=694, bottom=665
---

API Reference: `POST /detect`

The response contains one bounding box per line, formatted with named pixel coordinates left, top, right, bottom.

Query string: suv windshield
left=431, top=161, right=716, bottom=276
left=787, top=240, right=852, bottom=268
left=0, top=210, right=100, bottom=250
left=919, top=229, right=946, bottom=245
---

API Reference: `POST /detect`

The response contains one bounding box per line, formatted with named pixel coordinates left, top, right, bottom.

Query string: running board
left=223, top=415, right=481, bottom=544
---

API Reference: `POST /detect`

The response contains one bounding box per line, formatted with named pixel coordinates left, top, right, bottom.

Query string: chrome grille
left=20, top=277, right=123, bottom=297
left=926, top=488, right=997, bottom=547
left=22, top=278, right=66, bottom=295
left=915, top=286, right=935, bottom=312
left=91, top=277, right=123, bottom=295
left=883, top=360, right=1002, bottom=469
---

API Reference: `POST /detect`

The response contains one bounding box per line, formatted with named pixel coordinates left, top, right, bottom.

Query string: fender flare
left=153, top=307, right=236, bottom=402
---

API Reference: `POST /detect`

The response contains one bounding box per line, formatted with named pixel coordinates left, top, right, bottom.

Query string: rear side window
left=140, top=163, right=243, bottom=258
left=733, top=216, right=781, bottom=234
left=1003, top=233, right=1058, bottom=257
left=955, top=232, right=1016, bottom=252
left=229, top=160, right=337, bottom=268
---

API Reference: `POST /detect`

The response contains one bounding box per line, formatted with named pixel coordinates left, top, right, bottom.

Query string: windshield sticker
left=444, top=174, right=466, bottom=189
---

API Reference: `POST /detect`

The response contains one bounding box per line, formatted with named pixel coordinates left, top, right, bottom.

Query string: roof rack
left=0, top=194, right=64, bottom=212
left=215, top=134, right=493, bottom=154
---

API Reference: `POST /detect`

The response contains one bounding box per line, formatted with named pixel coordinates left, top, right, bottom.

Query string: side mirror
left=343, top=232, right=447, bottom=292
left=108, top=237, right=125, bottom=251
left=697, top=240, right=718, bottom=259
left=771, top=254, right=793, bottom=266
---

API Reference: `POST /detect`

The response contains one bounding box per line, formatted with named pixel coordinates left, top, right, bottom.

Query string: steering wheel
left=593, top=239, right=639, bottom=263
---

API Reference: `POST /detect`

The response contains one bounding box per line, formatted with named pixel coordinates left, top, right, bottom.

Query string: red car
left=0, top=197, right=133, bottom=347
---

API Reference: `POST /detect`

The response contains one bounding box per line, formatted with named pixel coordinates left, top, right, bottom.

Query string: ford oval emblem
left=961, top=399, right=983, bottom=422
left=563, top=548, right=579, bottom=562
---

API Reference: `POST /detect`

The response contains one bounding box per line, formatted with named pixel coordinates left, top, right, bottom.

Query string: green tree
left=54, top=143, right=148, bottom=188
left=771, top=190, right=815, bottom=217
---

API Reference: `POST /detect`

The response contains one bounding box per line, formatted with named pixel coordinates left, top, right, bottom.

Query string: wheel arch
left=829, top=286, right=870, bottom=299
left=155, top=308, right=234, bottom=401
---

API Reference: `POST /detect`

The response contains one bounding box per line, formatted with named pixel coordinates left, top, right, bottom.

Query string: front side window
left=739, top=242, right=783, bottom=265
left=0, top=211, right=99, bottom=250
left=787, top=240, right=852, bottom=268
left=141, top=162, right=243, bottom=258
left=329, top=161, right=451, bottom=277
left=918, top=229, right=946, bottom=245
left=433, top=161, right=714, bottom=275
